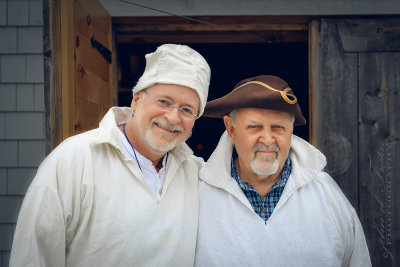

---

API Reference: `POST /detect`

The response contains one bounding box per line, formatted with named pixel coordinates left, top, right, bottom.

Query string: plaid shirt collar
left=231, top=156, right=292, bottom=221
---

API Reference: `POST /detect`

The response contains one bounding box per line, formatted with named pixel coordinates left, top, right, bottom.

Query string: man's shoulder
left=312, top=171, right=344, bottom=194
left=54, top=128, right=100, bottom=153
left=175, top=154, right=204, bottom=173
left=305, top=171, right=356, bottom=214
left=43, top=128, right=105, bottom=167
left=28, top=129, right=107, bottom=191
left=170, top=142, right=204, bottom=166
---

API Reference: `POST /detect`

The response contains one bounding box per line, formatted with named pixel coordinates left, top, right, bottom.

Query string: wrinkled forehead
left=237, top=108, right=293, bottom=121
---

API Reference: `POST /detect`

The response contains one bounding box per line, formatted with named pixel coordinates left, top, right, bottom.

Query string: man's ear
left=130, top=92, right=142, bottom=112
left=223, top=115, right=234, bottom=139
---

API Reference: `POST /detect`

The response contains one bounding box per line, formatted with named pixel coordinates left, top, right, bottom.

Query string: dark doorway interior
left=117, top=42, right=308, bottom=160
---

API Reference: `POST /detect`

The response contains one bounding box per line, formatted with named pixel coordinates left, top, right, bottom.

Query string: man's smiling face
left=131, top=83, right=200, bottom=152
left=225, top=108, right=293, bottom=180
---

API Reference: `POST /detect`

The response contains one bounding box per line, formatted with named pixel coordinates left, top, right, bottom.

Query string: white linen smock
left=10, top=107, right=203, bottom=267
left=195, top=131, right=371, bottom=267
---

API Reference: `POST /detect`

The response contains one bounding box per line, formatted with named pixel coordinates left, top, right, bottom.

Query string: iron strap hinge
left=90, top=34, right=112, bottom=64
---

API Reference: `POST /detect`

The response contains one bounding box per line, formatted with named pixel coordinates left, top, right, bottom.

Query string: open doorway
left=117, top=42, right=308, bottom=160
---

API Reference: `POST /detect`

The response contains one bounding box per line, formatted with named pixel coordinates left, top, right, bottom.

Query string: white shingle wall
left=0, top=0, right=45, bottom=266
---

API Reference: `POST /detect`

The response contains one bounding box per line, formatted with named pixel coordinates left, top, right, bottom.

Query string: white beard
left=144, top=118, right=185, bottom=152
left=145, top=129, right=178, bottom=152
left=250, top=155, right=280, bottom=176
left=249, top=143, right=280, bottom=176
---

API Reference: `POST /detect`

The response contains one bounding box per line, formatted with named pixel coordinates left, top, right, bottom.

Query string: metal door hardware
left=90, top=34, right=112, bottom=64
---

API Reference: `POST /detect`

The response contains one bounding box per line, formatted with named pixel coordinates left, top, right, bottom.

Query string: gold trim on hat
left=234, top=81, right=297, bottom=104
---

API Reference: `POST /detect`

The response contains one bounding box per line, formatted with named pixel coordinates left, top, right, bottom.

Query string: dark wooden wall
left=312, top=18, right=400, bottom=266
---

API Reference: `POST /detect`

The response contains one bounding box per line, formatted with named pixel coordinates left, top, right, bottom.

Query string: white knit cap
left=132, top=44, right=211, bottom=116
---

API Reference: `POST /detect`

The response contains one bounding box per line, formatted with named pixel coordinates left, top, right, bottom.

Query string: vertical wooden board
left=72, top=0, right=113, bottom=135
left=61, top=0, right=75, bottom=139
left=46, top=0, right=65, bottom=150
left=315, top=18, right=400, bottom=266
left=358, top=52, right=400, bottom=266
left=77, top=0, right=110, bottom=31
left=74, top=28, right=110, bottom=82
left=75, top=62, right=112, bottom=107
left=309, top=20, right=319, bottom=145
left=314, top=19, right=359, bottom=209
left=74, top=0, right=110, bottom=46
left=337, top=18, right=400, bottom=52
left=52, top=0, right=113, bottom=143
left=74, top=96, right=103, bottom=134
left=109, top=21, right=118, bottom=107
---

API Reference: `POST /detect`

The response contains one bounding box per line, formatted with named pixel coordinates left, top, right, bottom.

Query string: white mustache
left=152, top=119, right=184, bottom=133
left=252, top=143, right=280, bottom=154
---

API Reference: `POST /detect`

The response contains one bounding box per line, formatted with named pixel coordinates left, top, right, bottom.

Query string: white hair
left=229, top=109, right=238, bottom=127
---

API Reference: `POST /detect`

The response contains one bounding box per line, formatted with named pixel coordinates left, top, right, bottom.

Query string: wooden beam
left=61, top=0, right=75, bottom=139
left=309, top=20, right=320, bottom=145
left=114, top=23, right=308, bottom=33
left=112, top=15, right=313, bottom=25
left=113, top=16, right=310, bottom=44
left=116, top=29, right=309, bottom=42
left=46, top=0, right=65, bottom=150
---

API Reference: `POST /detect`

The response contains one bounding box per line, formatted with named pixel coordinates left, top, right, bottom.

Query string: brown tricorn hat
left=203, top=75, right=306, bottom=126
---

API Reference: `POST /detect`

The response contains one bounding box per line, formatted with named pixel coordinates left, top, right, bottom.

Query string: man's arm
left=10, top=186, right=67, bottom=267
left=346, top=210, right=372, bottom=267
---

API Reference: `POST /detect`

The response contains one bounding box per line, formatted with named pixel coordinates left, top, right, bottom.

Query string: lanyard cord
left=122, top=123, right=142, bottom=172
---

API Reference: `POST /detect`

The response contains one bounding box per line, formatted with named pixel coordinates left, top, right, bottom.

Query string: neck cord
left=122, top=123, right=142, bottom=172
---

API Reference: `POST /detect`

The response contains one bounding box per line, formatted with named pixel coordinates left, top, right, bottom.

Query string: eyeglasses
left=142, top=90, right=199, bottom=120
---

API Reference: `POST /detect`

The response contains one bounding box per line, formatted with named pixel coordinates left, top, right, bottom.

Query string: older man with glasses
left=10, top=44, right=211, bottom=267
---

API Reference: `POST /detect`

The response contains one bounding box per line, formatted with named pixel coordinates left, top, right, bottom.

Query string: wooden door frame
left=43, top=0, right=77, bottom=152
left=112, top=15, right=314, bottom=136
left=44, top=0, right=116, bottom=152
left=44, top=0, right=65, bottom=153
left=112, top=16, right=311, bottom=43
left=309, top=19, right=320, bottom=146
left=310, top=17, right=400, bottom=266
left=44, top=12, right=315, bottom=152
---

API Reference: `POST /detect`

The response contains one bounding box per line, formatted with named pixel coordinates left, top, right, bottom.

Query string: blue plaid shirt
left=231, top=157, right=292, bottom=222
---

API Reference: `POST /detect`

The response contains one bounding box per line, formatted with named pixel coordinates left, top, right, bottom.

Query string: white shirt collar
left=117, top=128, right=167, bottom=200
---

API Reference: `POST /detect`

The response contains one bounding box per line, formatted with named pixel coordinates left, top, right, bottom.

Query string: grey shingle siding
left=0, top=0, right=45, bottom=265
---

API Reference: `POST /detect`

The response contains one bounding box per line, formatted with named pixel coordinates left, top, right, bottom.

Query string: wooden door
left=46, top=0, right=116, bottom=149
left=311, top=18, right=400, bottom=266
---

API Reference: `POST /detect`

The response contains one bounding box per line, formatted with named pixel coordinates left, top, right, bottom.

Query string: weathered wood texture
left=43, top=0, right=52, bottom=154
left=113, top=16, right=310, bottom=43
left=47, top=0, right=116, bottom=148
left=312, top=18, right=400, bottom=266
left=359, top=52, right=400, bottom=266
left=73, top=0, right=116, bottom=135
left=44, top=0, right=64, bottom=151
left=60, top=0, right=75, bottom=139
left=312, top=19, right=359, bottom=208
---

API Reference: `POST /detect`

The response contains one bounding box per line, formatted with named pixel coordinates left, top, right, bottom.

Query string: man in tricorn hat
left=194, top=75, right=371, bottom=266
